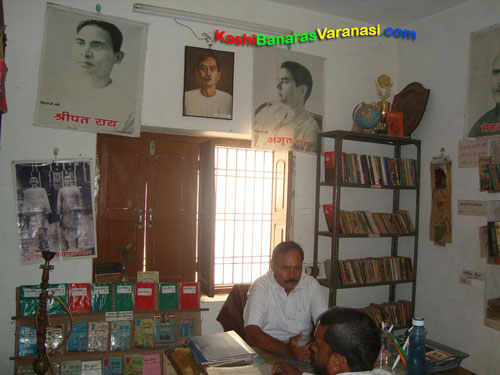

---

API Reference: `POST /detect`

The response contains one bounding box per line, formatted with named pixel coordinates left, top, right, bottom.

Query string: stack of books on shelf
left=334, top=256, right=414, bottom=286
left=479, top=156, right=500, bottom=192
left=487, top=221, right=500, bottom=264
left=322, top=207, right=414, bottom=236
left=486, top=297, right=500, bottom=322
left=361, top=300, right=413, bottom=328
left=324, top=151, right=417, bottom=187
left=186, top=330, right=258, bottom=367
left=17, top=354, right=162, bottom=375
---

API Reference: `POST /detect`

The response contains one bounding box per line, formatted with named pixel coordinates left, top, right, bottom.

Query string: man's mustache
left=284, top=278, right=298, bottom=283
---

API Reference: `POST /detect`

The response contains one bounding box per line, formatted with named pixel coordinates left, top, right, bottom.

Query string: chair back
left=216, top=283, right=252, bottom=339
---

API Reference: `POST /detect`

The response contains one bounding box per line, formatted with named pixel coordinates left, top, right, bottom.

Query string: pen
left=392, top=335, right=410, bottom=369
left=390, top=333, right=407, bottom=366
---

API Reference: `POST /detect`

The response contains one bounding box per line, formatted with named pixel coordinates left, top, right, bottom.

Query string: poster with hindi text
left=34, top=4, right=148, bottom=137
left=253, top=48, right=324, bottom=154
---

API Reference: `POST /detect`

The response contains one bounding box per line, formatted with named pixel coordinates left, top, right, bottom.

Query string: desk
left=165, top=347, right=476, bottom=375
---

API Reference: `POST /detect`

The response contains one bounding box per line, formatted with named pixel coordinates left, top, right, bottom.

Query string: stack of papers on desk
left=186, top=330, right=258, bottom=367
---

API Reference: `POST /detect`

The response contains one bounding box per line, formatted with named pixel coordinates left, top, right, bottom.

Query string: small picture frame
left=183, top=46, right=234, bottom=120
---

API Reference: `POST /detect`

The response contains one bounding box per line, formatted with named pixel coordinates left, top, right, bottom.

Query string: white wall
left=397, top=0, right=500, bottom=374
left=0, top=0, right=398, bottom=373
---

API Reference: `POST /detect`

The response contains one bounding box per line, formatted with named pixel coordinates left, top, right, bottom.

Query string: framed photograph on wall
left=34, top=3, right=148, bottom=137
left=183, top=46, right=234, bottom=120
left=464, top=23, right=500, bottom=138
left=12, top=159, right=97, bottom=264
left=253, top=47, right=324, bottom=154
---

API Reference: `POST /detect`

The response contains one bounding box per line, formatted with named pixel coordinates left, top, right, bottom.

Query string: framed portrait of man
left=183, top=46, right=234, bottom=120
left=12, top=159, right=97, bottom=264
left=34, top=4, right=148, bottom=137
left=253, top=47, right=324, bottom=154
left=464, top=23, right=500, bottom=138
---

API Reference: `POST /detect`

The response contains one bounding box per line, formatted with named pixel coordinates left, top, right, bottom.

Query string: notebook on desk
left=186, top=330, right=258, bottom=367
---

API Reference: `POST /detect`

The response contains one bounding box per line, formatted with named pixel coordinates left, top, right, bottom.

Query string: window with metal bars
left=214, top=146, right=274, bottom=287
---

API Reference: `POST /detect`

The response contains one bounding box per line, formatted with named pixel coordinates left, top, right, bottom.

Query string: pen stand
left=378, top=330, right=392, bottom=368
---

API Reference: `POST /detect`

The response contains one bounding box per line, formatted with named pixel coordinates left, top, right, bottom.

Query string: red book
left=134, top=282, right=155, bottom=311
left=179, top=282, right=199, bottom=309
left=68, top=283, right=91, bottom=313
left=324, top=151, right=336, bottom=182
left=387, top=112, right=404, bottom=137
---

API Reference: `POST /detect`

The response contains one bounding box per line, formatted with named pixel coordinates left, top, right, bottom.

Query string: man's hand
left=289, top=332, right=311, bottom=362
left=272, top=360, right=302, bottom=375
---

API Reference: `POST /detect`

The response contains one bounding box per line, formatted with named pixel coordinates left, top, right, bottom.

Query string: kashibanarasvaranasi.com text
left=215, top=26, right=416, bottom=46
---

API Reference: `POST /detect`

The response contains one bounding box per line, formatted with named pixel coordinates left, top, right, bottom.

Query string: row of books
left=487, top=221, right=500, bottom=258
left=478, top=156, right=500, bottom=192
left=335, top=256, right=414, bottom=286
left=323, top=207, right=415, bottom=235
left=361, top=300, right=413, bottom=328
left=19, top=281, right=199, bottom=316
left=18, top=315, right=194, bottom=356
left=324, top=151, right=418, bottom=187
left=486, top=297, right=500, bottom=321
left=16, top=354, right=161, bottom=375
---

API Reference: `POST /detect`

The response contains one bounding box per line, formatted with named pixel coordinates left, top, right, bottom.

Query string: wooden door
left=96, top=135, right=148, bottom=279
left=96, top=133, right=200, bottom=281
left=145, top=134, right=198, bottom=282
left=198, top=140, right=215, bottom=296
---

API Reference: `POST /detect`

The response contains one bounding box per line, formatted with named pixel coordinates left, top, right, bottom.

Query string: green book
left=19, top=285, right=40, bottom=316
left=123, top=355, right=143, bottom=375
left=48, top=283, right=68, bottom=314
left=158, top=282, right=179, bottom=310
left=91, top=283, right=112, bottom=312
left=19, top=284, right=68, bottom=316
left=61, top=360, right=82, bottom=375
left=113, top=282, right=134, bottom=311
left=102, top=357, right=123, bottom=375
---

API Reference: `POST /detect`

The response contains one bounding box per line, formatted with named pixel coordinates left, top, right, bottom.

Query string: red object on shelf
left=324, top=152, right=336, bottom=182
left=68, top=283, right=91, bottom=313
left=387, top=112, right=404, bottom=137
left=323, top=204, right=334, bottom=232
left=134, top=282, right=155, bottom=311
left=179, top=282, right=199, bottom=309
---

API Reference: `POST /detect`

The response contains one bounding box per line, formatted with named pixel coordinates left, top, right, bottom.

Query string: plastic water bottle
left=406, top=317, right=427, bottom=375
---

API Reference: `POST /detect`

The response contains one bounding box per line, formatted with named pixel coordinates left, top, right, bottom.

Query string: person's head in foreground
left=312, top=308, right=381, bottom=374
left=273, top=307, right=381, bottom=375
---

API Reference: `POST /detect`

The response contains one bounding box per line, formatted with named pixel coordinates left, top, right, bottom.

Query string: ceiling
left=265, top=0, right=470, bottom=26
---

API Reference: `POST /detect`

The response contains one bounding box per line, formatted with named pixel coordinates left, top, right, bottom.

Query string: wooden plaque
left=392, top=82, right=430, bottom=136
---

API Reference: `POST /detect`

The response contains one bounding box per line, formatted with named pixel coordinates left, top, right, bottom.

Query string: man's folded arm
left=244, top=324, right=294, bottom=357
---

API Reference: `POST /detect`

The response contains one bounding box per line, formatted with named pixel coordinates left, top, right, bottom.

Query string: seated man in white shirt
left=272, top=308, right=391, bottom=375
left=243, top=241, right=327, bottom=361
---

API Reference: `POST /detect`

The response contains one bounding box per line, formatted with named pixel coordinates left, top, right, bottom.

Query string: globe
left=353, top=102, right=382, bottom=131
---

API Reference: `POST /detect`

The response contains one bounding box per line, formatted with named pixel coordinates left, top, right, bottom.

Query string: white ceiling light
left=133, top=3, right=293, bottom=36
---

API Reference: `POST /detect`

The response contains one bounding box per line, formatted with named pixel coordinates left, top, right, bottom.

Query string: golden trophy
left=375, top=74, right=392, bottom=134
